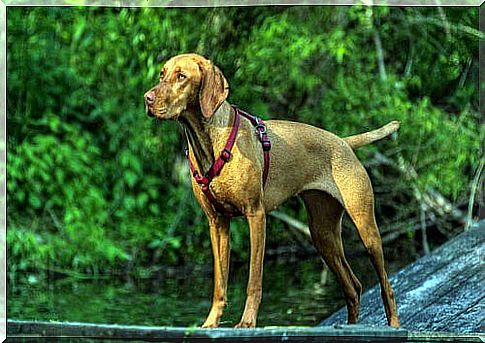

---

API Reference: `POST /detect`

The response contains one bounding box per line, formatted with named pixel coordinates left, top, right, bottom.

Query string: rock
left=321, top=220, right=485, bottom=333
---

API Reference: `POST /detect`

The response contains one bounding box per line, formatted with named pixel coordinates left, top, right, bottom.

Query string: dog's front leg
left=236, top=206, right=266, bottom=328
left=202, top=216, right=231, bottom=328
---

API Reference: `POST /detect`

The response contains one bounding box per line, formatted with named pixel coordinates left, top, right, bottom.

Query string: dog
left=144, top=53, right=400, bottom=328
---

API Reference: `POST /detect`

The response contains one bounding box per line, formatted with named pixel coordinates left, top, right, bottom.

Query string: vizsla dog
left=144, top=53, right=400, bottom=328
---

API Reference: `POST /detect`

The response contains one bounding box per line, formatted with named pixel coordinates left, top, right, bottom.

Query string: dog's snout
left=144, top=90, right=155, bottom=105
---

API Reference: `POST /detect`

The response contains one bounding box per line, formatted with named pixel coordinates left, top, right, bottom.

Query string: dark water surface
left=8, top=258, right=346, bottom=327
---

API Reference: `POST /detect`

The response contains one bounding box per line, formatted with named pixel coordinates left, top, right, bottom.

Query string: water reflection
left=8, top=258, right=345, bottom=327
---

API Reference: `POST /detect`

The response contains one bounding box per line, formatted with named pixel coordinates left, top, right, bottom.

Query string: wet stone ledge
left=321, top=220, right=485, bottom=334
left=7, top=320, right=484, bottom=342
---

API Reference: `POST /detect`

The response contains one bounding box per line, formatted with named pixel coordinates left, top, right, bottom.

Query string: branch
left=269, top=210, right=311, bottom=239
left=420, top=205, right=430, bottom=254
left=372, top=152, right=466, bottom=224
left=373, top=30, right=387, bottom=81
left=465, top=156, right=484, bottom=230
left=435, top=1, right=451, bottom=39
left=47, top=207, right=64, bottom=232
left=370, top=8, right=387, bottom=81
left=409, top=15, right=485, bottom=40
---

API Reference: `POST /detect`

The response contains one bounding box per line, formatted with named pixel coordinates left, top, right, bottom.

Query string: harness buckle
left=195, top=173, right=209, bottom=185
left=221, top=148, right=232, bottom=162
left=262, top=140, right=272, bottom=151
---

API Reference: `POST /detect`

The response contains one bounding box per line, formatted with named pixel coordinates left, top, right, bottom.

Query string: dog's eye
left=177, top=73, right=186, bottom=81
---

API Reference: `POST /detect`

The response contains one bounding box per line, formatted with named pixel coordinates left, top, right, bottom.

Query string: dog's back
left=262, top=119, right=397, bottom=211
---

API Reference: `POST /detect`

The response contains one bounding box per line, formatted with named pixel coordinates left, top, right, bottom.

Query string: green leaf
left=28, top=194, right=42, bottom=209
left=124, top=170, right=138, bottom=188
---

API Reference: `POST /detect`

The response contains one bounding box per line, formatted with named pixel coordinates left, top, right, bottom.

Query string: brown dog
left=144, top=53, right=400, bottom=328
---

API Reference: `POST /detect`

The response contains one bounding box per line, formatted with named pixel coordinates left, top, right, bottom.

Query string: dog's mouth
left=146, top=106, right=168, bottom=119
left=146, top=108, right=155, bottom=118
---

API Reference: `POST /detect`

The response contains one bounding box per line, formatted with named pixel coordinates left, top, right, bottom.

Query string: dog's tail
left=344, top=121, right=400, bottom=150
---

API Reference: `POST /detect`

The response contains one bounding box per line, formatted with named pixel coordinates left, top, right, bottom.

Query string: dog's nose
left=144, top=91, right=155, bottom=105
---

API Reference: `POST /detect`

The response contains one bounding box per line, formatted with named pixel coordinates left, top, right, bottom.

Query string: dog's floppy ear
left=198, top=61, right=229, bottom=118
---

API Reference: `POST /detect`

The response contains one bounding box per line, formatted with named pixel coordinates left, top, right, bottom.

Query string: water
left=8, top=258, right=346, bottom=327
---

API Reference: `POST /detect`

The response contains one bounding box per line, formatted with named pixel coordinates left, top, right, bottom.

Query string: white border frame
left=0, top=1, right=482, bottom=342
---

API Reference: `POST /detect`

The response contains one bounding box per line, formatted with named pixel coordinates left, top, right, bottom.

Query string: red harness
left=187, top=106, right=271, bottom=216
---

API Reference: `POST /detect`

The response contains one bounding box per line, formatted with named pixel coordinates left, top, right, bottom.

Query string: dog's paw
left=201, top=321, right=219, bottom=329
left=201, top=309, right=223, bottom=328
left=235, top=320, right=256, bottom=328
left=389, top=317, right=400, bottom=328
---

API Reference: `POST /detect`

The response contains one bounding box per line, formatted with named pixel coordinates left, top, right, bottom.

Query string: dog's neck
left=179, top=101, right=233, bottom=174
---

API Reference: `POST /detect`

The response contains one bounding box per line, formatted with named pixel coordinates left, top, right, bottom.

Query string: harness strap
left=187, top=106, right=271, bottom=216
left=207, top=112, right=240, bottom=181
left=187, top=110, right=240, bottom=215
left=235, top=107, right=271, bottom=186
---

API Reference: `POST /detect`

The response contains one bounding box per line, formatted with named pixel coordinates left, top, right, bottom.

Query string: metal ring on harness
left=255, top=124, right=267, bottom=134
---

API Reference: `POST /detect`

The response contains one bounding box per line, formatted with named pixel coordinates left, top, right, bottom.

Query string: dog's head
left=144, top=53, right=229, bottom=120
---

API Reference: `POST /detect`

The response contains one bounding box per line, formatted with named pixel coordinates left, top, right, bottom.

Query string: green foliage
left=6, top=6, right=481, bottom=275
left=8, top=114, right=128, bottom=273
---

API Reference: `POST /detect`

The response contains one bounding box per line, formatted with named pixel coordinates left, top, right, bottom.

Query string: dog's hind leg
left=301, top=190, right=363, bottom=324
left=332, top=163, right=400, bottom=327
